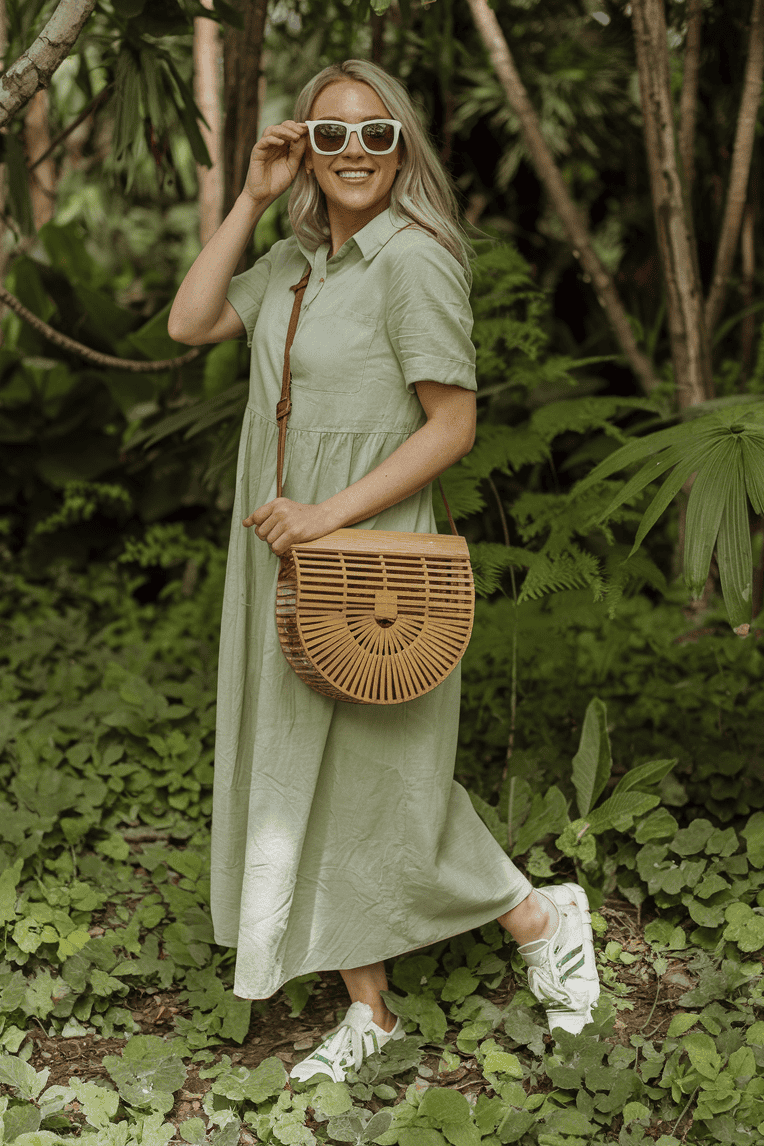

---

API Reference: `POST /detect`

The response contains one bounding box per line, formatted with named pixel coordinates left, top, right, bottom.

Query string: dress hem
left=220, top=883, right=534, bottom=1002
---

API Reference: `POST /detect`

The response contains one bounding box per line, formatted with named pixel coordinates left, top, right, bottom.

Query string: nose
left=341, top=129, right=365, bottom=154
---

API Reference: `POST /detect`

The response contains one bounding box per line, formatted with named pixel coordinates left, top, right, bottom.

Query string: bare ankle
left=497, top=891, right=558, bottom=946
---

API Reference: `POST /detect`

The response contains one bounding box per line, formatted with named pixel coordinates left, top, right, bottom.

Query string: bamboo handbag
left=274, top=266, right=475, bottom=705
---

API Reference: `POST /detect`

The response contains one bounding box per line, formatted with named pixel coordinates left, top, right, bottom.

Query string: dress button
left=319, top=277, right=325, bottom=282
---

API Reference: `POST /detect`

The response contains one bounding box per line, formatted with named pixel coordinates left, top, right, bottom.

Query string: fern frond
left=434, top=465, right=487, bottom=528
left=518, top=547, right=603, bottom=602
left=603, top=547, right=667, bottom=618
left=462, top=423, right=548, bottom=481
left=468, top=541, right=533, bottom=597
left=530, top=396, right=659, bottom=445
left=510, top=481, right=631, bottom=552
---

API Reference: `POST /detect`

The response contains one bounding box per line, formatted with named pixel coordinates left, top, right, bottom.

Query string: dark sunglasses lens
left=314, top=124, right=346, bottom=152
left=361, top=122, right=395, bottom=151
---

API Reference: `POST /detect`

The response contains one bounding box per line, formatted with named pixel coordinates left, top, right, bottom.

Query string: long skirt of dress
left=210, top=407, right=533, bottom=1000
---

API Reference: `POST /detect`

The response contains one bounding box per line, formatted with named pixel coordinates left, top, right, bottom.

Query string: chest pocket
left=289, top=311, right=377, bottom=394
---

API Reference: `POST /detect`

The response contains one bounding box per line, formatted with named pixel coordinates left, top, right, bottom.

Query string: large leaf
left=716, top=448, right=753, bottom=634
left=511, top=785, right=569, bottom=857
left=741, top=436, right=764, bottom=514
left=611, top=758, right=677, bottom=800
left=165, top=55, right=213, bottom=168
left=573, top=416, right=715, bottom=493
left=127, top=383, right=248, bottom=451
left=597, top=435, right=717, bottom=526
left=629, top=437, right=723, bottom=555
left=683, top=437, right=738, bottom=596
left=571, top=697, right=611, bottom=817
left=585, top=791, right=660, bottom=834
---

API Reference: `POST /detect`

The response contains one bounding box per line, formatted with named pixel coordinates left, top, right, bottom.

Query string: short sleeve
left=226, top=250, right=273, bottom=348
left=386, top=238, right=476, bottom=393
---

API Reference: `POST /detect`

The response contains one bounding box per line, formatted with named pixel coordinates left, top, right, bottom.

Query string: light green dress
left=211, top=208, right=532, bottom=1000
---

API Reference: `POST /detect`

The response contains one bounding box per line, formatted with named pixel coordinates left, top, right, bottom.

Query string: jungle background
left=1, top=1, right=763, bottom=1144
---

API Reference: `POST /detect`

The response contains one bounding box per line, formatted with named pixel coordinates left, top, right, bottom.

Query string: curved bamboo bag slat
left=276, top=529, right=474, bottom=704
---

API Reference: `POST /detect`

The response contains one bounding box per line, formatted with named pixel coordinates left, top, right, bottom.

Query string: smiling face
left=305, top=79, right=402, bottom=250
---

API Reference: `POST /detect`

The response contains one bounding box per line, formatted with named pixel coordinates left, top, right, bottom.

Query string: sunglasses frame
left=304, top=119, right=403, bottom=157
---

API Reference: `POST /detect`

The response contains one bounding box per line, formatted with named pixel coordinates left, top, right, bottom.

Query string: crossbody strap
left=276, top=266, right=312, bottom=498
left=277, top=257, right=459, bottom=537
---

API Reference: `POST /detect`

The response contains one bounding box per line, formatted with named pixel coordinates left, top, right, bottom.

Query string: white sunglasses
left=305, top=119, right=402, bottom=156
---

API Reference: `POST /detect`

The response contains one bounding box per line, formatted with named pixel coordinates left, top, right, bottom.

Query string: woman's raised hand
left=244, top=120, right=308, bottom=205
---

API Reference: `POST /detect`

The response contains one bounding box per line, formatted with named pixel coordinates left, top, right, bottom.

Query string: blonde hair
left=288, top=60, right=473, bottom=278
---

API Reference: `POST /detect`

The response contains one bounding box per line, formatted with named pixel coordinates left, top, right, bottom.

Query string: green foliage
left=458, top=588, right=763, bottom=814
left=0, top=560, right=763, bottom=1144
left=576, top=402, right=764, bottom=633
left=104, top=1037, right=187, bottom=1114
left=0, top=220, right=237, bottom=570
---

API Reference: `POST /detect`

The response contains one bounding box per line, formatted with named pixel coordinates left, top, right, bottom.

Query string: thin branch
left=464, top=0, right=662, bottom=398
left=0, top=0, right=97, bottom=130
left=487, top=476, right=518, bottom=776
left=0, top=285, right=200, bottom=372
left=705, top=0, right=764, bottom=336
left=27, top=84, right=112, bottom=171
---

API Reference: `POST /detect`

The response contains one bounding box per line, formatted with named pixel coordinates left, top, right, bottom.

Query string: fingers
left=242, top=500, right=287, bottom=551
left=255, top=121, right=307, bottom=152
left=242, top=497, right=323, bottom=558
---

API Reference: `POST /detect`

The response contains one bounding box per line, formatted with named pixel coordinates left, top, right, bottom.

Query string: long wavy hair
left=288, top=60, right=473, bottom=278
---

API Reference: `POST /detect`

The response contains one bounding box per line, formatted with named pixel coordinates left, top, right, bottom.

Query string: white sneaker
left=289, top=1001, right=405, bottom=1083
left=519, top=882, right=600, bottom=1035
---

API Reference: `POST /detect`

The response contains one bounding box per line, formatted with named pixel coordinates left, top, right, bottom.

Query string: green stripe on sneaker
left=557, top=944, right=583, bottom=968
left=560, top=955, right=585, bottom=983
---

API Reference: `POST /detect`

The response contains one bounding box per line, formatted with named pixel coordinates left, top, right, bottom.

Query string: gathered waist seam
left=244, top=403, right=421, bottom=438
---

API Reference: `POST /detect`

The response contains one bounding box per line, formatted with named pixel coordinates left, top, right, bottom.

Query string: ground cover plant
left=1, top=556, right=763, bottom=1146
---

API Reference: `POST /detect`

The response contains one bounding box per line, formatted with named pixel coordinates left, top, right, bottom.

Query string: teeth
left=337, top=171, right=372, bottom=179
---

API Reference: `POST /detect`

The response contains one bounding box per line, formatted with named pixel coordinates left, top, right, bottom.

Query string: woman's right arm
left=167, top=120, right=308, bottom=346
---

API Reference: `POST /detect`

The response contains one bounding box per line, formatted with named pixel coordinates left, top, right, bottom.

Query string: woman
left=168, top=59, right=599, bottom=1084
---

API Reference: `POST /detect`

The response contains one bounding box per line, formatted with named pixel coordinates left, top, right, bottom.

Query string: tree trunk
left=631, top=0, right=712, bottom=409
left=740, top=202, right=756, bottom=377
left=678, top=0, right=703, bottom=197
left=0, top=0, right=8, bottom=331
left=194, top=0, right=223, bottom=247
left=704, top=0, right=764, bottom=337
left=222, top=0, right=268, bottom=272
left=464, top=0, right=661, bottom=397
left=0, top=0, right=97, bottom=130
left=24, top=89, right=56, bottom=231
left=371, top=11, right=385, bottom=64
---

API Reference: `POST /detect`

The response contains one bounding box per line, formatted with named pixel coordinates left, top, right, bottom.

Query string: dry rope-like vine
left=0, top=286, right=200, bottom=372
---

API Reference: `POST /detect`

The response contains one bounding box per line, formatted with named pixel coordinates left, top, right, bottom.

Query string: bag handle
left=277, top=262, right=460, bottom=537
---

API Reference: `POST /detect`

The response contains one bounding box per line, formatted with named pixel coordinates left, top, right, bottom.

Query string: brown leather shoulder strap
left=276, top=266, right=311, bottom=498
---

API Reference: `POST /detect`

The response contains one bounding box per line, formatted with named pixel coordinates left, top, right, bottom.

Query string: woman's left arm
left=245, top=380, right=476, bottom=556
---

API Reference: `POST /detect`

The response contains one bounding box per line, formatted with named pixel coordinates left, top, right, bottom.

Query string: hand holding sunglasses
left=245, top=120, right=309, bottom=205
left=305, top=119, right=403, bottom=156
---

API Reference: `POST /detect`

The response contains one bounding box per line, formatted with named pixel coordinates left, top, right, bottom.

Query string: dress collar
left=295, top=208, right=408, bottom=266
